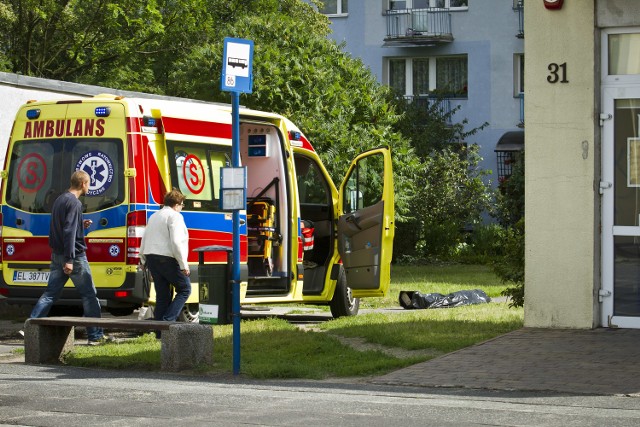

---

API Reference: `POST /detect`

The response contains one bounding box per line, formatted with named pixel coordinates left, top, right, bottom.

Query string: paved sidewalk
left=372, top=327, right=640, bottom=396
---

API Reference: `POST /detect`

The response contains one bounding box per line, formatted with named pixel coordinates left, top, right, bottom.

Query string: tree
left=0, top=0, right=164, bottom=87
left=391, top=95, right=492, bottom=261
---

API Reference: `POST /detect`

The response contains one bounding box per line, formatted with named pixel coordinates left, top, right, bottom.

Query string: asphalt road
left=2, top=362, right=640, bottom=427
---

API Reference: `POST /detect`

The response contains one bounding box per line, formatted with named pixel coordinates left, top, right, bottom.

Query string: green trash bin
left=194, top=245, right=233, bottom=325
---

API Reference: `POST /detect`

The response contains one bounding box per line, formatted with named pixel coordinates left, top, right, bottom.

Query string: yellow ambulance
left=0, top=94, right=394, bottom=320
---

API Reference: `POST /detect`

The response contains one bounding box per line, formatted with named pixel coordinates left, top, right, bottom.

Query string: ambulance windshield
left=5, top=138, right=124, bottom=213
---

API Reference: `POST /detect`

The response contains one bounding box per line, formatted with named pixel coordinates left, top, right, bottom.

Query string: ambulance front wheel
left=329, top=266, right=360, bottom=318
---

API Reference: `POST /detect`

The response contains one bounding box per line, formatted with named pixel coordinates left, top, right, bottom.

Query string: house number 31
left=547, top=62, right=568, bottom=83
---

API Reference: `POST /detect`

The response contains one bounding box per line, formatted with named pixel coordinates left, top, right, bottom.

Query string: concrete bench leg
left=24, top=319, right=75, bottom=364
left=161, top=324, right=213, bottom=371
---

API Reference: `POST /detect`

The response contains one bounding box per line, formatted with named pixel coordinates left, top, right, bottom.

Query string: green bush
left=494, top=219, right=524, bottom=307
left=418, top=221, right=466, bottom=260
left=393, top=220, right=421, bottom=262
left=395, top=146, right=492, bottom=261
left=457, top=223, right=507, bottom=264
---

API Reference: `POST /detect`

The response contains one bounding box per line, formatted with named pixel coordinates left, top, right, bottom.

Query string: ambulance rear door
left=337, top=147, right=394, bottom=298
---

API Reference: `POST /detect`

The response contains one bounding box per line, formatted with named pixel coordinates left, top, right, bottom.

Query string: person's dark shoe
left=87, top=335, right=115, bottom=346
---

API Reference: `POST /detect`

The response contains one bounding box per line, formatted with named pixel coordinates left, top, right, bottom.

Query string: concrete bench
left=24, top=317, right=213, bottom=372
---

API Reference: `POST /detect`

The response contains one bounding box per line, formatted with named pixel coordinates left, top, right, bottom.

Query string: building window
left=413, top=58, right=430, bottom=95
left=320, top=0, right=348, bottom=15
left=388, top=0, right=467, bottom=10
left=390, top=0, right=420, bottom=9
left=514, top=54, right=524, bottom=95
left=436, top=0, right=468, bottom=8
left=436, top=57, right=467, bottom=95
left=389, top=56, right=468, bottom=98
left=389, top=59, right=407, bottom=94
left=608, top=33, right=640, bottom=75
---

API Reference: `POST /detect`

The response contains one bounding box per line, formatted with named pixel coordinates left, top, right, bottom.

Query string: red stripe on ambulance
left=161, top=117, right=231, bottom=139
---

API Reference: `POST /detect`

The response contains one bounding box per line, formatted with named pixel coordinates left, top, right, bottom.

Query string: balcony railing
left=384, top=8, right=453, bottom=46
left=404, top=95, right=453, bottom=125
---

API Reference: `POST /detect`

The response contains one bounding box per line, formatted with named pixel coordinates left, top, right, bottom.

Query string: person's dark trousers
left=30, top=253, right=104, bottom=341
left=145, top=254, right=191, bottom=323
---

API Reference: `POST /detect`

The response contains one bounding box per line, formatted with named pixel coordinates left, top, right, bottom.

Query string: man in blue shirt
left=30, top=170, right=108, bottom=345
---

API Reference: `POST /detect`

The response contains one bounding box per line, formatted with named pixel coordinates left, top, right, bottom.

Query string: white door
left=601, top=87, right=640, bottom=328
left=601, top=29, right=640, bottom=328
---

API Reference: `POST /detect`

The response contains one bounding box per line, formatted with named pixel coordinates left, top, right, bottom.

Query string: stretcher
left=247, top=199, right=277, bottom=276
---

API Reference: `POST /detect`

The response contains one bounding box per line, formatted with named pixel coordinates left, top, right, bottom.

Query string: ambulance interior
left=240, top=122, right=334, bottom=296
left=240, top=123, right=290, bottom=294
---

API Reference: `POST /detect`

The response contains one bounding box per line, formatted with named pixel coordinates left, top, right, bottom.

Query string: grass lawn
left=64, top=264, right=524, bottom=379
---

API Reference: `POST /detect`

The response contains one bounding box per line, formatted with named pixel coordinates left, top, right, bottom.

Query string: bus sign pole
left=220, top=37, right=254, bottom=376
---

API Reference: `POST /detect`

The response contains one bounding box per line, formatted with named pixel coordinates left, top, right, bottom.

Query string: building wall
left=525, top=0, right=640, bottom=329
left=524, top=1, right=597, bottom=328
left=597, top=0, right=640, bottom=27
left=323, top=0, right=524, bottom=190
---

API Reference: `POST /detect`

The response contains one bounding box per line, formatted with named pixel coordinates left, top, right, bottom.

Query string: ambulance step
left=247, top=276, right=289, bottom=295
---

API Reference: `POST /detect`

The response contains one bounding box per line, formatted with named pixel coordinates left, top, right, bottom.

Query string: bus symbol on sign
left=228, top=57, right=247, bottom=69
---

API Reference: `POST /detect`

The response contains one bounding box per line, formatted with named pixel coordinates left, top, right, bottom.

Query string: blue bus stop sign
left=220, top=37, right=254, bottom=375
left=221, top=38, right=254, bottom=94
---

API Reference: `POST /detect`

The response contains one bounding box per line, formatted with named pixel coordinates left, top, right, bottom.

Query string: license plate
left=13, top=270, right=50, bottom=283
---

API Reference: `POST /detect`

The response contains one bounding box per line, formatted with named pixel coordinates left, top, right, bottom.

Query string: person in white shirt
left=140, top=189, right=191, bottom=323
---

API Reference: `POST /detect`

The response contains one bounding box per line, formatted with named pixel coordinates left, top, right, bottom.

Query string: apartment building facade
left=315, top=0, right=525, bottom=186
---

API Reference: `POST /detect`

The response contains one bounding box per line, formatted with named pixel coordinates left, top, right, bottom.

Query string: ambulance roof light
left=95, top=107, right=111, bottom=117
left=143, top=117, right=156, bottom=127
left=289, top=130, right=301, bottom=141
left=141, top=116, right=163, bottom=134
left=26, top=109, right=41, bottom=120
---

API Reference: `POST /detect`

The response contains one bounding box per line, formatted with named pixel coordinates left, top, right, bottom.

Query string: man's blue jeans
left=145, top=255, right=191, bottom=322
left=30, top=253, right=104, bottom=341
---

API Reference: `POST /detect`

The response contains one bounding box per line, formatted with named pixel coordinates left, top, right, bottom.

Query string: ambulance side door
left=338, top=147, right=394, bottom=297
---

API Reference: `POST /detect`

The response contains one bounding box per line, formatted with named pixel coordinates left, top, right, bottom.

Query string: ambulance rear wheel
left=179, top=303, right=199, bottom=323
left=106, top=307, right=135, bottom=317
left=329, top=267, right=359, bottom=318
